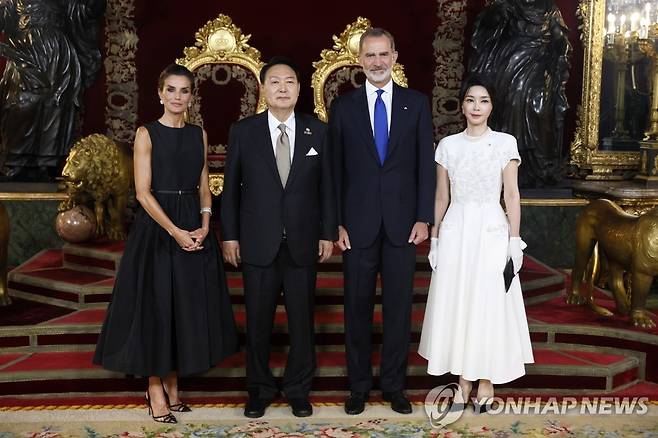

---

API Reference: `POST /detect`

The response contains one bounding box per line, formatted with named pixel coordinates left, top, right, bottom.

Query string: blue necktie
left=374, top=89, right=388, bottom=164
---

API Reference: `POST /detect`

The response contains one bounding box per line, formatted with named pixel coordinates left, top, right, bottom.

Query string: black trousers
left=343, top=227, right=416, bottom=393
left=242, top=242, right=317, bottom=400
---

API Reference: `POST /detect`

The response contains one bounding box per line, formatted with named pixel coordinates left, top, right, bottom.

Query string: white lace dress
left=418, top=128, right=534, bottom=384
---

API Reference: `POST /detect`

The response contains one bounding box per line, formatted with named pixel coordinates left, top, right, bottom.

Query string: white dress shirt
left=268, top=110, right=296, bottom=162
left=365, top=79, right=393, bottom=136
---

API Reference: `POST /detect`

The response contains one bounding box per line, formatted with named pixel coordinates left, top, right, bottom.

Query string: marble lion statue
left=59, top=134, right=133, bottom=240
left=566, top=199, right=657, bottom=329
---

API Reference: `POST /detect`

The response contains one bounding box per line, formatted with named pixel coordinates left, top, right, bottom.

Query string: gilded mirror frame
left=311, top=17, right=408, bottom=122
left=570, top=0, right=641, bottom=179
left=176, top=14, right=266, bottom=195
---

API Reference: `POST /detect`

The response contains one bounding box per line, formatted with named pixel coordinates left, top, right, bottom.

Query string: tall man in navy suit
left=328, top=28, right=435, bottom=415
left=221, top=57, right=337, bottom=419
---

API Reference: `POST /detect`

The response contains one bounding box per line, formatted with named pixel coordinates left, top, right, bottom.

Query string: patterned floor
left=2, top=403, right=658, bottom=437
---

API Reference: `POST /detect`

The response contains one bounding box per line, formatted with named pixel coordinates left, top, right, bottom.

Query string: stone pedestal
left=572, top=179, right=658, bottom=215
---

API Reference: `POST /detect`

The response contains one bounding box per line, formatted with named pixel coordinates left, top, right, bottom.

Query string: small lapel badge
left=403, top=106, right=408, bottom=110
left=306, top=147, right=319, bottom=156
left=304, top=127, right=312, bottom=135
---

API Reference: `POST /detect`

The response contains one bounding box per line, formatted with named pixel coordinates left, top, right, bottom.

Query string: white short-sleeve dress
left=418, top=127, right=534, bottom=384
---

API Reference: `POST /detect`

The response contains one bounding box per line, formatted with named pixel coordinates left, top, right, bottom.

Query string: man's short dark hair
left=259, top=56, right=301, bottom=83
left=359, top=27, right=396, bottom=53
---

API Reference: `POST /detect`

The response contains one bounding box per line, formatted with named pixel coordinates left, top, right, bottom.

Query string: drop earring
left=159, top=99, right=163, bottom=104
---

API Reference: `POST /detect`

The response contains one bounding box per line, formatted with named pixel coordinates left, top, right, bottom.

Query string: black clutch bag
left=503, top=258, right=515, bottom=293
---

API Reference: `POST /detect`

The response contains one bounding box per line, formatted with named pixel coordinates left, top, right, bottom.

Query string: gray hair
left=359, top=27, right=396, bottom=53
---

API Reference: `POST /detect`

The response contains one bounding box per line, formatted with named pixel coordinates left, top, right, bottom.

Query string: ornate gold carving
left=187, top=64, right=260, bottom=129
left=176, top=14, right=265, bottom=193
left=59, top=134, right=134, bottom=240
left=0, top=202, right=9, bottom=306
left=311, top=17, right=408, bottom=122
left=433, top=0, right=468, bottom=140
left=209, top=173, right=224, bottom=196
left=519, top=198, right=589, bottom=207
left=104, top=0, right=139, bottom=144
left=570, top=0, right=641, bottom=178
left=176, top=14, right=266, bottom=114
left=0, top=192, right=67, bottom=201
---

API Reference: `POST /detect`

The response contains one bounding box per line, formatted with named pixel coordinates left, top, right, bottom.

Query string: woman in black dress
left=94, top=64, right=238, bottom=423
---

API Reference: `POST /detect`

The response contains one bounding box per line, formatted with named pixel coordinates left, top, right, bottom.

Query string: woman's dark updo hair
left=157, top=64, right=195, bottom=91
left=459, top=74, right=496, bottom=107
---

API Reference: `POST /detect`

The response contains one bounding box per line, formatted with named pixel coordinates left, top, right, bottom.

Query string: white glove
left=428, top=237, right=439, bottom=271
left=508, top=237, right=527, bottom=274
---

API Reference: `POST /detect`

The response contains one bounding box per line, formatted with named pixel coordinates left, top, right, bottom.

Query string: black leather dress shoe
left=383, top=391, right=412, bottom=414
left=344, top=392, right=368, bottom=415
left=244, top=397, right=272, bottom=418
left=289, top=398, right=313, bottom=417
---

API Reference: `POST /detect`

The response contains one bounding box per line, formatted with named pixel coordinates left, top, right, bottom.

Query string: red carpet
left=0, top=297, right=72, bottom=326
left=0, top=240, right=657, bottom=407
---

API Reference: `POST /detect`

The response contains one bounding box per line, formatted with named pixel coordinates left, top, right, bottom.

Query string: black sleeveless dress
left=94, top=121, right=238, bottom=377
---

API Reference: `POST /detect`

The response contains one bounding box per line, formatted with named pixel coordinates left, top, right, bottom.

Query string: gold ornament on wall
left=0, top=202, right=9, bottom=307
left=311, top=17, right=408, bottom=122
left=176, top=14, right=266, bottom=196
left=433, top=0, right=468, bottom=140
left=176, top=14, right=266, bottom=115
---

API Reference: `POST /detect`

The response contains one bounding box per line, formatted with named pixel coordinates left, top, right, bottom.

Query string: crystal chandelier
left=606, top=0, right=657, bottom=40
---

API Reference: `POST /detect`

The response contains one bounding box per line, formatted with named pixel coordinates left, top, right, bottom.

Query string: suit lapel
left=386, top=84, right=408, bottom=163
left=285, top=112, right=308, bottom=189
left=253, top=111, right=281, bottom=187
left=352, top=87, right=381, bottom=165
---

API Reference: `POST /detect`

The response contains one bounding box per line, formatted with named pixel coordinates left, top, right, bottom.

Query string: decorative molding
left=176, top=14, right=266, bottom=114
left=432, top=0, right=468, bottom=141
left=311, top=17, right=408, bottom=122
left=570, top=0, right=640, bottom=178
left=187, top=64, right=260, bottom=129
left=104, top=0, right=139, bottom=144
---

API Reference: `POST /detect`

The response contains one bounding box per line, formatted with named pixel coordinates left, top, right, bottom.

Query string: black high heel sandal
left=145, top=391, right=177, bottom=423
left=161, top=380, right=192, bottom=412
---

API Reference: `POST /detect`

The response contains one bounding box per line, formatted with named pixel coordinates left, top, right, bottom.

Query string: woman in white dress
left=418, top=76, right=534, bottom=410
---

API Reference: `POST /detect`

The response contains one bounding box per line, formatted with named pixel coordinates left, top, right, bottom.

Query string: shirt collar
left=268, top=110, right=295, bottom=134
left=365, top=78, right=393, bottom=97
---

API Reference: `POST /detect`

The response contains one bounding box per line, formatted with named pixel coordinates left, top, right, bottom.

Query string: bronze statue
left=59, top=134, right=133, bottom=240
left=469, top=0, right=571, bottom=187
left=567, top=199, right=657, bottom=329
left=0, top=0, right=106, bottom=181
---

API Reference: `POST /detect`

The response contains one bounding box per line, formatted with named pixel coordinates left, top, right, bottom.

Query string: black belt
left=152, top=189, right=198, bottom=195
